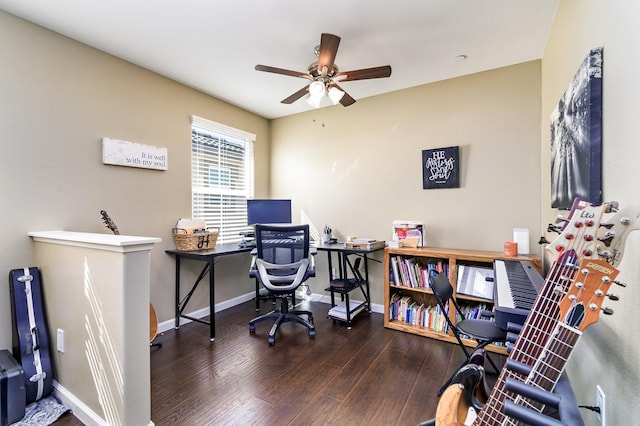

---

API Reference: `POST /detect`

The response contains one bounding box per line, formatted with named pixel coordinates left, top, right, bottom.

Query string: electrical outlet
left=56, top=328, right=65, bottom=353
left=596, top=385, right=606, bottom=426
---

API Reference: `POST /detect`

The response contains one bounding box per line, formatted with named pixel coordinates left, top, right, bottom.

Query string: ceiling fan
left=255, top=33, right=392, bottom=108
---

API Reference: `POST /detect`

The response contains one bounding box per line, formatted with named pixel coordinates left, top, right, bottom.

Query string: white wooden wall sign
left=102, top=137, right=168, bottom=171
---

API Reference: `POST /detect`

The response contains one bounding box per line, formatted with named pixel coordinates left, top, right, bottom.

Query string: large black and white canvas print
left=550, top=47, right=603, bottom=209
left=422, top=146, right=460, bottom=189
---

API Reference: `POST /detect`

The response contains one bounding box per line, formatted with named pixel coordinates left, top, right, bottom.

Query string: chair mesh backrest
left=255, top=224, right=310, bottom=266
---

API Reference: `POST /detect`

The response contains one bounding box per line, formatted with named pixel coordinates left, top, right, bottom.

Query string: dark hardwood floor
left=55, top=299, right=504, bottom=425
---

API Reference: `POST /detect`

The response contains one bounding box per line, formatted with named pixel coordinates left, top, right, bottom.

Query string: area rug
left=15, top=396, right=70, bottom=426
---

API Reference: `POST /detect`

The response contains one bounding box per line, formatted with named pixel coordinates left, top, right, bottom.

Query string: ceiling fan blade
left=281, top=85, right=309, bottom=104
left=317, top=33, right=341, bottom=77
left=334, top=65, right=392, bottom=82
left=332, top=83, right=356, bottom=107
left=255, top=64, right=312, bottom=80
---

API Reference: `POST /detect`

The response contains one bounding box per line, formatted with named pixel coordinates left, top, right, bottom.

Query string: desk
left=166, top=243, right=252, bottom=341
left=315, top=242, right=384, bottom=326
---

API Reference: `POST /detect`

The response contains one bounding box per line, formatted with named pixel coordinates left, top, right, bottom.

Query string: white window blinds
left=191, top=116, right=255, bottom=244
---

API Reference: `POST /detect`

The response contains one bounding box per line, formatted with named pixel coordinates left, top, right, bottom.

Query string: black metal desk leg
left=175, top=256, right=181, bottom=329
left=363, top=254, right=371, bottom=311
left=209, top=257, right=215, bottom=342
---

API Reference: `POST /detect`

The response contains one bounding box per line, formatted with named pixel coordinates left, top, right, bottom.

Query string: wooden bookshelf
left=383, top=246, right=541, bottom=355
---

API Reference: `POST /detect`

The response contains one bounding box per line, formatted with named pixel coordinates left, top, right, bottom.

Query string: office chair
left=248, top=224, right=316, bottom=346
left=428, top=272, right=508, bottom=396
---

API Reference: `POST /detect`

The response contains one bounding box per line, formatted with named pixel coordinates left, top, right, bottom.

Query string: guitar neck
left=504, top=323, right=582, bottom=423
left=476, top=257, right=619, bottom=425
left=474, top=258, right=578, bottom=424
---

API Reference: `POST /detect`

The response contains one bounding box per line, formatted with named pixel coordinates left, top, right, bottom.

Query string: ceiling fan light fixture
left=306, top=95, right=323, bottom=108
left=307, top=80, right=327, bottom=107
left=308, top=80, right=325, bottom=96
left=327, top=86, right=344, bottom=105
left=256, top=33, right=391, bottom=108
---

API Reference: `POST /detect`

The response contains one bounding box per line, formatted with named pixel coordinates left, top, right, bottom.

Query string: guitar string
left=474, top=208, right=601, bottom=425
left=498, top=257, right=603, bottom=425
left=476, top=259, right=574, bottom=425
left=513, top=272, right=607, bottom=415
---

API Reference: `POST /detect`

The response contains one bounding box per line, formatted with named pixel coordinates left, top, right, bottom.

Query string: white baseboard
left=158, top=290, right=383, bottom=334
left=54, top=381, right=107, bottom=426
left=157, top=291, right=255, bottom=334
left=55, top=381, right=155, bottom=426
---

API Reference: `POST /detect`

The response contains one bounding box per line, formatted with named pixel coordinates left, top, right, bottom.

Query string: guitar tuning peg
left=613, top=280, right=627, bottom=287
left=601, top=307, right=614, bottom=315
left=555, top=215, right=568, bottom=224
left=599, top=223, right=614, bottom=229
left=607, top=293, right=620, bottom=301
left=538, top=236, right=550, bottom=245
left=605, top=201, right=620, bottom=213
left=547, top=223, right=562, bottom=234
left=598, top=231, right=615, bottom=247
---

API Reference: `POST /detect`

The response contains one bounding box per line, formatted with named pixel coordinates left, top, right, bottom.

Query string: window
left=191, top=116, right=255, bottom=243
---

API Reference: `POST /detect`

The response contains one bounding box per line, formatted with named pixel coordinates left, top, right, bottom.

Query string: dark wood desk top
left=165, top=243, right=253, bottom=259
left=314, top=242, right=385, bottom=254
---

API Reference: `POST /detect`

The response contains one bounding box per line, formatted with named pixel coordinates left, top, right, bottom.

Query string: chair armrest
left=309, top=247, right=317, bottom=272
left=249, top=248, right=258, bottom=276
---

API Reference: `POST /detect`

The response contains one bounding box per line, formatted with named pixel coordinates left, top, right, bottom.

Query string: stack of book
left=389, top=256, right=449, bottom=288
left=344, top=238, right=385, bottom=250
left=388, top=292, right=449, bottom=333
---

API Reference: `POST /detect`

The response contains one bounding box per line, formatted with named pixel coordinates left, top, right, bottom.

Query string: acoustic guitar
left=100, top=210, right=161, bottom=345
left=435, top=200, right=640, bottom=425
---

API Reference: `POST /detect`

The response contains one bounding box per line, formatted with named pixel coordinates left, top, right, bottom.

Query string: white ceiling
left=1, top=0, right=558, bottom=120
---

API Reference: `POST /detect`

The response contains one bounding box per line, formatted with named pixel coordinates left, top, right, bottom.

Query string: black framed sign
left=422, top=146, right=460, bottom=189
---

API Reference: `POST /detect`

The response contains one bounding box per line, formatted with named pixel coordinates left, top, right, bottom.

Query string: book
left=390, top=257, right=401, bottom=286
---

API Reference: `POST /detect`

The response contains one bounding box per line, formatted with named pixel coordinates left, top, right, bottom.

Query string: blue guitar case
left=8, top=267, right=54, bottom=404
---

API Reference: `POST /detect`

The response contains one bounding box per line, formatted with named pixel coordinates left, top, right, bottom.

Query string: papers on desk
left=176, top=218, right=207, bottom=234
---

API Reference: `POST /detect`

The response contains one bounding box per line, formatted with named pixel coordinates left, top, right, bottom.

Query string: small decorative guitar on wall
left=100, top=210, right=161, bottom=347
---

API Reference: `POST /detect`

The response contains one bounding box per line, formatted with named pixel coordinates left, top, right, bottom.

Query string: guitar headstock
left=558, top=258, right=619, bottom=331
left=545, top=200, right=614, bottom=264
left=100, top=210, right=120, bottom=235
left=596, top=205, right=640, bottom=266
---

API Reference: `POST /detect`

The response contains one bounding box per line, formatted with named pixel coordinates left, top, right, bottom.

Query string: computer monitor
left=247, top=199, right=292, bottom=225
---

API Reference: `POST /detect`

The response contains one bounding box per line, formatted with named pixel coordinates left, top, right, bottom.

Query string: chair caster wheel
left=309, top=329, right=316, bottom=338
left=249, top=324, right=256, bottom=333
left=268, top=336, right=275, bottom=346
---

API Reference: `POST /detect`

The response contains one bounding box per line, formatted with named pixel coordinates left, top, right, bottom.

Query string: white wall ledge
left=28, top=230, right=161, bottom=253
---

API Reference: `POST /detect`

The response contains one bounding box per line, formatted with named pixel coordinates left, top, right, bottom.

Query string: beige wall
left=271, top=61, right=543, bottom=304
left=542, top=1, right=640, bottom=425
left=4, top=2, right=640, bottom=424
left=0, top=11, right=271, bottom=352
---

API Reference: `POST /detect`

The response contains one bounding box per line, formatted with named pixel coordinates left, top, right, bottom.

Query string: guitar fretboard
left=474, top=259, right=578, bottom=425
left=475, top=203, right=605, bottom=425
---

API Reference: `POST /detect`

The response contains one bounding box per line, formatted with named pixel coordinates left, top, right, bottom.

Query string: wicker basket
left=172, top=228, right=219, bottom=251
